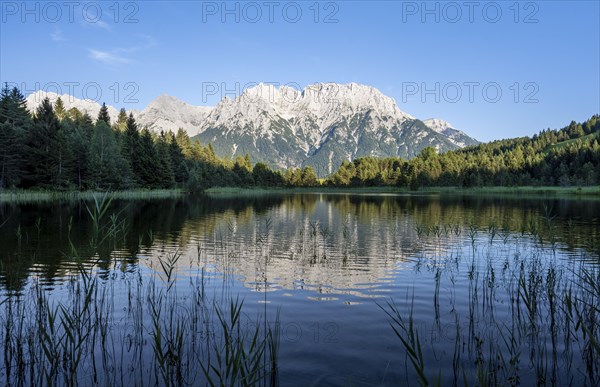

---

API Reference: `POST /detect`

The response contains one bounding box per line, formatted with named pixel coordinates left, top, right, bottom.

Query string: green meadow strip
left=0, top=189, right=185, bottom=203
left=205, top=185, right=600, bottom=197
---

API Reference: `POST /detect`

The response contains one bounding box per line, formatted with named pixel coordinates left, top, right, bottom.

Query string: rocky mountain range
left=26, top=83, right=478, bottom=176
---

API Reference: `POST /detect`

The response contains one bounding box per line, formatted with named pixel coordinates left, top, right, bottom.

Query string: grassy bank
left=0, top=189, right=185, bottom=203
left=2, top=185, right=599, bottom=204
left=206, top=185, right=600, bottom=197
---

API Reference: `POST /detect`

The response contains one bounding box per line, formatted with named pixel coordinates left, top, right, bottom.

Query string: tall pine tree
left=97, top=103, right=111, bottom=125
left=0, top=85, right=29, bottom=188
left=167, top=131, right=188, bottom=184
left=155, top=131, right=175, bottom=188
left=54, top=97, right=66, bottom=121
left=115, top=108, right=128, bottom=131
left=65, top=113, right=94, bottom=189
left=24, top=98, right=71, bottom=188
left=137, top=128, right=159, bottom=187
left=87, top=120, right=125, bottom=189
left=122, top=113, right=141, bottom=185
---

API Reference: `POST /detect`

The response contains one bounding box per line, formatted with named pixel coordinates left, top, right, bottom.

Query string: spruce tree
left=137, top=128, right=159, bottom=187
left=122, top=113, right=141, bottom=185
left=155, top=131, right=175, bottom=188
left=0, top=121, right=21, bottom=188
left=175, top=128, right=194, bottom=158
left=97, top=103, right=111, bottom=125
left=87, top=120, right=124, bottom=189
left=116, top=108, right=128, bottom=131
left=167, top=131, right=188, bottom=184
left=301, top=166, right=318, bottom=187
left=0, top=85, right=29, bottom=188
left=0, top=84, right=31, bottom=128
left=24, top=98, right=70, bottom=188
left=233, top=154, right=253, bottom=186
left=67, top=107, right=83, bottom=122
left=0, top=83, right=10, bottom=121
left=66, top=113, right=94, bottom=189
left=54, top=97, right=66, bottom=121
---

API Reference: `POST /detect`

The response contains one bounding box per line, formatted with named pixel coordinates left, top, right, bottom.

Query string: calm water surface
left=1, top=193, right=599, bottom=386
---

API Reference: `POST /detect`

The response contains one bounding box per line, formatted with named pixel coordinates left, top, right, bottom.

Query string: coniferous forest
left=1, top=85, right=599, bottom=192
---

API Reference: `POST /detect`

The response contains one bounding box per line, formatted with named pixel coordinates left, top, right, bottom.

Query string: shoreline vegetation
left=205, top=185, right=600, bottom=197
left=0, top=188, right=184, bottom=203
left=2, top=185, right=600, bottom=202
left=1, top=185, right=599, bottom=204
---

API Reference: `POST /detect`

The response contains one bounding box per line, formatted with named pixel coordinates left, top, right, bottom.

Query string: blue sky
left=1, top=0, right=598, bottom=141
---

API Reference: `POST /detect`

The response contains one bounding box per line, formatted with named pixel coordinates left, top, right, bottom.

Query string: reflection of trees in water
left=327, top=194, right=598, bottom=253
left=406, top=196, right=600, bottom=254
left=0, top=194, right=598, bottom=292
left=0, top=195, right=289, bottom=291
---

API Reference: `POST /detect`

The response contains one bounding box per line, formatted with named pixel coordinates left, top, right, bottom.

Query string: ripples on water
left=0, top=193, right=599, bottom=385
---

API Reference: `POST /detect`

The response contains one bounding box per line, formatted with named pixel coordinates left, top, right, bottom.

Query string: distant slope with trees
left=327, top=116, right=600, bottom=189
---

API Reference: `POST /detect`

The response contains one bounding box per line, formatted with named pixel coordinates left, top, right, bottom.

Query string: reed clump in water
left=382, top=220, right=600, bottom=386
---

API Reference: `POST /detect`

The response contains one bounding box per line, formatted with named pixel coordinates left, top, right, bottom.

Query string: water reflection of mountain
left=187, top=195, right=423, bottom=298
left=0, top=194, right=598, bottom=292
left=183, top=194, right=600, bottom=297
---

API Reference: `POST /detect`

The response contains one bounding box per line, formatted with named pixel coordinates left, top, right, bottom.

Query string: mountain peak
left=148, top=94, right=210, bottom=110
left=25, top=91, right=120, bottom=120
left=422, top=118, right=479, bottom=148
left=423, top=118, right=455, bottom=132
left=215, top=82, right=414, bottom=125
left=138, top=94, right=212, bottom=136
left=152, top=93, right=178, bottom=103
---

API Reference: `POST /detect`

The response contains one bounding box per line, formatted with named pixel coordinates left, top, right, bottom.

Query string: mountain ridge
left=25, top=83, right=479, bottom=176
left=193, top=83, right=478, bottom=175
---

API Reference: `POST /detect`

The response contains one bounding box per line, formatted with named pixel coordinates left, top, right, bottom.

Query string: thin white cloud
left=88, top=49, right=132, bottom=66
left=87, top=35, right=157, bottom=67
left=91, top=20, right=111, bottom=31
left=115, top=35, right=157, bottom=54
left=81, top=8, right=112, bottom=31
left=138, top=34, right=158, bottom=49
left=51, top=29, right=66, bottom=42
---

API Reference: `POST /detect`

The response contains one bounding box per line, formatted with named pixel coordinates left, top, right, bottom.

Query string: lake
left=0, top=192, right=599, bottom=386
